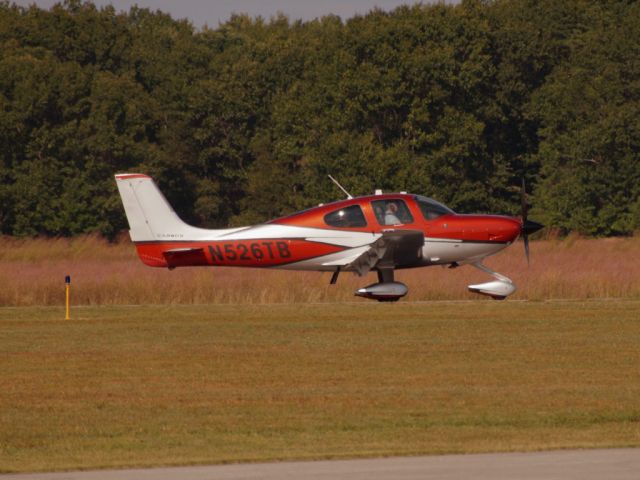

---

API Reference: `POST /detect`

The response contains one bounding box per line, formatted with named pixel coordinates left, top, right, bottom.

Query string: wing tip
left=115, top=173, right=151, bottom=180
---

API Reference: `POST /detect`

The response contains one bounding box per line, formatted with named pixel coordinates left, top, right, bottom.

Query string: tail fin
left=114, top=173, right=193, bottom=242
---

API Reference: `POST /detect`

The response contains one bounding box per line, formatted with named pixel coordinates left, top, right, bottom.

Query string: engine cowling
left=355, top=282, right=408, bottom=302
left=468, top=280, right=516, bottom=300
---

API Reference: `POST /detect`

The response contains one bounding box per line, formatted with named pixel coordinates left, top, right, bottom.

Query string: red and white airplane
left=115, top=174, right=542, bottom=301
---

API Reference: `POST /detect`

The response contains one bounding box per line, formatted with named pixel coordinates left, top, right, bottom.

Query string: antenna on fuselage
left=328, top=175, right=353, bottom=199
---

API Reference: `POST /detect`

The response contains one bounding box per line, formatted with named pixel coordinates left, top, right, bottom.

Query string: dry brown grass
left=0, top=234, right=639, bottom=306
left=1, top=301, right=639, bottom=472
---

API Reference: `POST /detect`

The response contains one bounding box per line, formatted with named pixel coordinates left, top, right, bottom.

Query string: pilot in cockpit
left=384, top=202, right=401, bottom=225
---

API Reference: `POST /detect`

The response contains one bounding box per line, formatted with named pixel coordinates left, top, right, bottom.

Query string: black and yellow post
left=65, top=275, right=71, bottom=320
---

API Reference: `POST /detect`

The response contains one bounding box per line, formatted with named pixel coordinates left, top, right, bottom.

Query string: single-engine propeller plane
left=115, top=174, right=543, bottom=301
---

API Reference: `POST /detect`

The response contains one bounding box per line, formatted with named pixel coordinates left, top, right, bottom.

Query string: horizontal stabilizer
left=162, top=247, right=207, bottom=268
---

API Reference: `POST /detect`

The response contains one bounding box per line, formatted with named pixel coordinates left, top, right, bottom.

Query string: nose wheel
left=468, top=263, right=516, bottom=299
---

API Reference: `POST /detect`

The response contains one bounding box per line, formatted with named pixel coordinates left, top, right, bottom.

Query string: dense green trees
left=531, top=1, right=640, bottom=235
left=0, top=0, right=638, bottom=237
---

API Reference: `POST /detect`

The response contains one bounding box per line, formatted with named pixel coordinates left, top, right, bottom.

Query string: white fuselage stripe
left=273, top=238, right=511, bottom=272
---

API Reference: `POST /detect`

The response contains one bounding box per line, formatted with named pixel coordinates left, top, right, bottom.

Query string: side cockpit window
left=415, top=195, right=454, bottom=220
left=371, top=199, right=414, bottom=226
left=324, top=205, right=367, bottom=228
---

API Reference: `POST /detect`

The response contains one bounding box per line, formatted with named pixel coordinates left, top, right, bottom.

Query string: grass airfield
left=1, top=300, right=639, bottom=472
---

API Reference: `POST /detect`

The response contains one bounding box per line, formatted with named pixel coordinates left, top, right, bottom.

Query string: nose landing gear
left=468, top=263, right=516, bottom=300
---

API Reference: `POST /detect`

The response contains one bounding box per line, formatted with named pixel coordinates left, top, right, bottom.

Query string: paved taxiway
left=3, top=449, right=640, bottom=480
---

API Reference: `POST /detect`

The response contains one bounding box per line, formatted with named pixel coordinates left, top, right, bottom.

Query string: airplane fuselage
left=132, top=193, right=521, bottom=271
left=115, top=174, right=541, bottom=301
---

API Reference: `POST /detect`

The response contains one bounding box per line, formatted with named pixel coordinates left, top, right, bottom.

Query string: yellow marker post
left=65, top=275, right=71, bottom=320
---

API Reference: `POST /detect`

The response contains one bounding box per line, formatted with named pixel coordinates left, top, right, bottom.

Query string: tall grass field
left=0, top=235, right=639, bottom=306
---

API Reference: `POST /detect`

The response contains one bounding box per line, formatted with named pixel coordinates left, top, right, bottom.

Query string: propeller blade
left=520, top=177, right=528, bottom=222
left=519, top=178, right=543, bottom=266
left=520, top=221, right=543, bottom=266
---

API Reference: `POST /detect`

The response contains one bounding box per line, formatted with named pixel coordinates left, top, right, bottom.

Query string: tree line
left=0, top=0, right=638, bottom=238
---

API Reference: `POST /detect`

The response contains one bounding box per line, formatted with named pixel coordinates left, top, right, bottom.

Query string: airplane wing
left=341, top=229, right=424, bottom=276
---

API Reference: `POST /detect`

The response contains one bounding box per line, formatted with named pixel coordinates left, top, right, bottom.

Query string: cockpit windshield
left=324, top=205, right=367, bottom=228
left=415, top=195, right=454, bottom=220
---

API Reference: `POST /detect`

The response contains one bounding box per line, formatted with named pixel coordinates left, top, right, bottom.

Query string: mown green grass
left=1, top=300, right=639, bottom=472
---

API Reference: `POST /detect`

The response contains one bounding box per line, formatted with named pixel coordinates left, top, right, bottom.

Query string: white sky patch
left=11, top=0, right=460, bottom=29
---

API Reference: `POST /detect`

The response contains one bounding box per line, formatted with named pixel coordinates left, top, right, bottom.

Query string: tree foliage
left=0, top=0, right=638, bottom=237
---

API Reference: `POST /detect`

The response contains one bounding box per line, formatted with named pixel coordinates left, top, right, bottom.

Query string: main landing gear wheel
left=354, top=268, right=408, bottom=302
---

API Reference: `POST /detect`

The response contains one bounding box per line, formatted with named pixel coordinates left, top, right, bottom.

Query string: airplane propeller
left=520, top=178, right=544, bottom=265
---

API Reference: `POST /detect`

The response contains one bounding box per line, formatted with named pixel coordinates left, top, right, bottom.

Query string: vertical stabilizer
left=115, top=173, right=191, bottom=242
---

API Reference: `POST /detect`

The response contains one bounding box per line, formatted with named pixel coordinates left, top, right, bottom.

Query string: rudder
left=114, top=173, right=191, bottom=242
